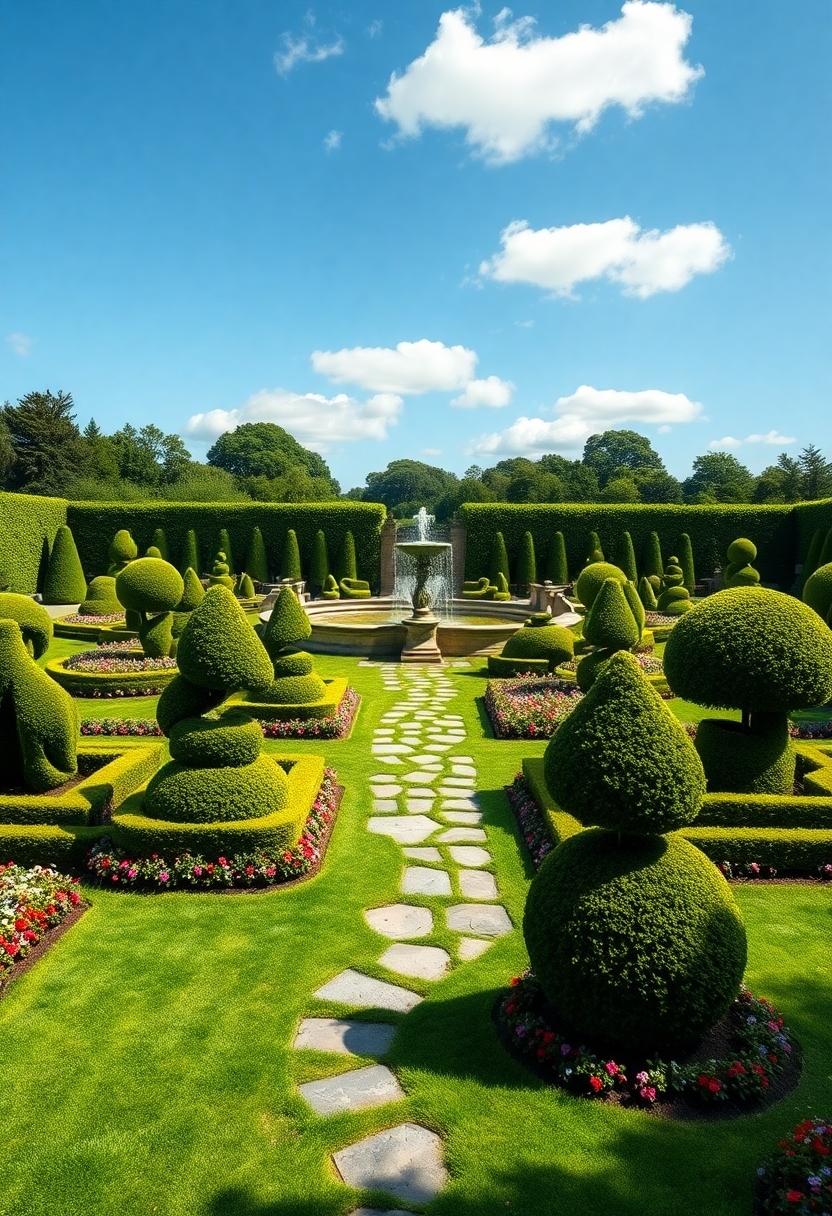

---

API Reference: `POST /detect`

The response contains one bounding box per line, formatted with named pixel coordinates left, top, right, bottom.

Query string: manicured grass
left=1, top=652, right=830, bottom=1214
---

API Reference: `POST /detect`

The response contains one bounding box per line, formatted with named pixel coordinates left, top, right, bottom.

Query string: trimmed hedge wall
left=66, top=502, right=386, bottom=586
left=0, top=743, right=162, bottom=826
left=0, top=491, right=68, bottom=593
left=0, top=824, right=108, bottom=868
left=461, top=503, right=800, bottom=588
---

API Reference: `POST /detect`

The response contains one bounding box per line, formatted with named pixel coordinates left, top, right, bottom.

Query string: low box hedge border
left=111, top=753, right=325, bottom=857
left=44, top=655, right=178, bottom=696
left=221, top=677, right=349, bottom=722
left=0, top=825, right=111, bottom=868
left=53, top=616, right=128, bottom=641
left=0, top=742, right=163, bottom=827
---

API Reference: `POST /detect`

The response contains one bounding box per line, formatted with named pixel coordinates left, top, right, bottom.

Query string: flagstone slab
left=370, top=774, right=401, bottom=785
left=314, top=970, right=422, bottom=1013
left=364, top=904, right=433, bottom=939
left=401, top=866, right=451, bottom=896
left=451, top=766, right=478, bottom=779
left=449, top=755, right=475, bottom=764
left=439, top=789, right=476, bottom=802
left=437, top=827, right=487, bottom=843
left=457, top=937, right=493, bottom=961
left=440, top=799, right=479, bottom=813
left=402, top=847, right=442, bottom=862
left=425, top=735, right=467, bottom=745
left=373, top=800, right=400, bottom=813
left=406, top=799, right=436, bottom=815
left=458, top=870, right=499, bottom=900
left=372, top=744, right=414, bottom=755
left=368, top=816, right=438, bottom=844
left=371, top=785, right=402, bottom=798
left=442, top=776, right=476, bottom=787
left=405, top=787, right=435, bottom=798
left=300, top=1065, right=404, bottom=1117
left=293, top=1018, right=397, bottom=1057
left=379, top=943, right=451, bottom=981
left=448, top=846, right=491, bottom=867
left=401, top=771, right=441, bottom=784
left=422, top=744, right=452, bottom=753
left=333, top=1123, right=447, bottom=1204
left=408, top=755, right=443, bottom=768
left=446, top=905, right=512, bottom=937
left=440, top=811, right=482, bottom=824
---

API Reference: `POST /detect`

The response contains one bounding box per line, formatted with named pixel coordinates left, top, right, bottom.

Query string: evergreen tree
left=150, top=528, right=170, bottom=563
left=676, top=533, right=696, bottom=592
left=488, top=532, right=510, bottom=584
left=2, top=390, right=86, bottom=494
left=516, top=531, right=537, bottom=589
left=245, top=526, right=269, bottom=584
left=336, top=530, right=357, bottom=582
left=617, top=532, right=638, bottom=581
left=282, top=529, right=302, bottom=581
left=545, top=531, right=569, bottom=584
left=798, top=445, right=832, bottom=501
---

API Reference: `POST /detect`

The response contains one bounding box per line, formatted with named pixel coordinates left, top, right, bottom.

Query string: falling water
left=393, top=508, right=454, bottom=620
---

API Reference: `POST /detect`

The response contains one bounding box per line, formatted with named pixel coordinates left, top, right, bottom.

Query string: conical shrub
left=336, top=531, right=357, bottom=582
left=638, top=575, right=658, bottom=611
left=43, top=525, right=87, bottom=604
left=175, top=585, right=274, bottom=694
left=309, top=530, right=329, bottom=590
left=622, top=579, right=646, bottom=634
left=237, top=572, right=255, bottom=600
left=151, top=528, right=170, bottom=563
left=245, top=526, right=269, bottom=585
left=582, top=578, right=640, bottom=652
left=488, top=531, right=510, bottom=586
left=676, top=532, right=696, bottom=592
left=545, top=531, right=568, bottom=584
left=281, top=529, right=302, bottom=581
left=617, top=532, right=638, bottom=582
left=262, top=586, right=311, bottom=657
left=641, top=531, right=663, bottom=581
left=515, top=531, right=537, bottom=589
left=178, top=568, right=205, bottom=612
left=180, top=529, right=201, bottom=577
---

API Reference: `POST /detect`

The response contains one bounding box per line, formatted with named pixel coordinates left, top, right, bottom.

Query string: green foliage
left=178, top=567, right=205, bottom=612
left=79, top=575, right=123, bottom=616
left=237, top=572, right=255, bottom=599
left=108, top=529, right=137, bottom=573
left=545, top=651, right=706, bottom=833
left=2, top=391, right=86, bottom=495
left=145, top=546, right=162, bottom=559
left=144, top=754, right=289, bottom=823
left=724, top=536, right=760, bottom=588
left=585, top=530, right=604, bottom=563
left=461, top=577, right=494, bottom=599
left=43, top=525, right=86, bottom=604
left=309, top=529, right=329, bottom=588
left=335, top=530, right=357, bottom=582
left=676, top=532, right=696, bottom=591
left=622, top=579, right=646, bottom=634
left=175, top=586, right=274, bottom=695
left=818, top=525, right=832, bottom=569
left=515, top=531, right=537, bottom=587
left=489, top=531, right=510, bottom=585
left=180, top=528, right=201, bottom=576
left=501, top=619, right=574, bottom=669
left=272, top=651, right=314, bottom=677
left=544, top=531, right=569, bottom=583
left=155, top=675, right=224, bottom=736
left=0, top=619, right=78, bottom=792
left=245, top=526, right=269, bottom=584
left=487, top=654, right=550, bottom=677
left=641, top=530, right=663, bottom=580
left=523, top=829, right=747, bottom=1053
left=0, top=490, right=68, bottom=594
left=494, top=571, right=511, bottom=600
left=262, top=586, right=311, bottom=656
left=575, top=647, right=616, bottom=692
left=695, top=716, right=795, bottom=795
left=265, top=672, right=328, bottom=705
left=150, top=528, right=170, bottom=563
left=637, top=575, right=658, bottom=610
left=0, top=593, right=53, bottom=658
left=727, top=537, right=756, bottom=565
left=340, top=577, right=370, bottom=598
left=168, top=711, right=263, bottom=768
left=574, top=561, right=627, bottom=609
left=582, top=578, right=640, bottom=652
left=363, top=458, right=456, bottom=517
left=803, top=561, right=832, bottom=621
left=218, top=528, right=235, bottom=574
left=321, top=573, right=339, bottom=599
left=206, top=421, right=336, bottom=488
left=681, top=825, right=832, bottom=872
left=617, top=531, right=637, bottom=581
left=664, top=588, right=832, bottom=714
left=115, top=557, right=184, bottom=614
left=657, top=555, right=692, bottom=612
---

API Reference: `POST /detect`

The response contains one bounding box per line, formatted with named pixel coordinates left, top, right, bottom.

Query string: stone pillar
left=379, top=514, right=397, bottom=596
left=450, top=517, right=466, bottom=598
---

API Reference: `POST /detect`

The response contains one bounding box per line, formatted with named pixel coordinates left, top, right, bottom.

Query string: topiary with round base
left=694, top=715, right=795, bottom=794
left=143, top=754, right=287, bottom=823
left=500, top=614, right=574, bottom=670
left=575, top=561, right=627, bottom=610
left=260, top=586, right=327, bottom=704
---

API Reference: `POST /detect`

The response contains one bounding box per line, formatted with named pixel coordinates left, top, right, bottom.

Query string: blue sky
left=1, top=0, right=829, bottom=491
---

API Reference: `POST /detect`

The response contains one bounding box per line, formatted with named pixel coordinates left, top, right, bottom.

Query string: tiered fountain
left=394, top=508, right=452, bottom=663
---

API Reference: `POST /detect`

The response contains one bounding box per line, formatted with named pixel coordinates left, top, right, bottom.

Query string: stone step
left=299, top=1064, right=404, bottom=1117
left=436, top=826, right=487, bottom=843
left=401, top=866, right=451, bottom=896
left=402, top=847, right=442, bottom=862
left=368, top=815, right=438, bottom=844
left=458, top=870, right=499, bottom=900
left=314, top=969, right=422, bottom=1014
left=448, top=845, right=491, bottom=867
left=446, top=904, right=513, bottom=937
left=333, top=1123, right=447, bottom=1204
left=378, top=943, right=451, bottom=981
left=293, top=1018, right=396, bottom=1057
left=458, top=937, right=493, bottom=961
left=364, top=904, right=433, bottom=939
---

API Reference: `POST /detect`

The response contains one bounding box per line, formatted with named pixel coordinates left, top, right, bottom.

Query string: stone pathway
left=290, top=663, right=515, bottom=1210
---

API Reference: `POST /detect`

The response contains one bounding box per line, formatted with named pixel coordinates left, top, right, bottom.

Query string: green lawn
left=1, top=652, right=831, bottom=1215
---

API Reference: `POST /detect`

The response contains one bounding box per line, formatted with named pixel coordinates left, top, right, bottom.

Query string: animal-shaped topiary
left=723, top=537, right=760, bottom=588
left=664, top=588, right=832, bottom=793
left=493, top=571, right=511, bottom=601
left=525, top=651, right=746, bottom=1055
left=0, top=593, right=54, bottom=657
left=116, top=557, right=185, bottom=657
left=574, top=561, right=627, bottom=610
left=107, top=529, right=138, bottom=575
left=171, top=567, right=205, bottom=652
left=656, top=555, right=692, bottom=616
left=576, top=578, right=641, bottom=691
left=803, top=561, right=832, bottom=624
left=43, top=525, right=87, bottom=605
left=260, top=586, right=326, bottom=704
left=145, top=587, right=284, bottom=824
left=208, top=550, right=235, bottom=591
left=0, top=616, right=79, bottom=792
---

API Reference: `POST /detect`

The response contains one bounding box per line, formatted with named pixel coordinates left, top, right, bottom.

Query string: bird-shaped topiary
left=260, top=586, right=327, bottom=704
left=723, top=537, right=760, bottom=588
left=208, top=550, right=235, bottom=591
left=116, top=557, right=185, bottom=657
left=656, top=555, right=693, bottom=616
left=525, top=651, right=747, bottom=1055
left=144, top=586, right=284, bottom=824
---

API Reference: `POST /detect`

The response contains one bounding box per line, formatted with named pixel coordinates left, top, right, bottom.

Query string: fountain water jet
left=394, top=510, right=452, bottom=663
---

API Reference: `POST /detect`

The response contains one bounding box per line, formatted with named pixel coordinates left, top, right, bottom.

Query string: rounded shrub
left=79, top=575, right=123, bottom=616
left=0, top=593, right=53, bottom=658
left=115, top=557, right=184, bottom=615
left=272, top=651, right=314, bottom=677
left=545, top=651, right=706, bottom=833
left=575, top=561, right=627, bottom=610
left=175, top=586, right=274, bottom=695
left=662, top=556, right=684, bottom=589
left=695, top=715, right=795, bottom=794
left=501, top=618, right=574, bottom=669
left=143, top=754, right=289, bottom=823
left=43, top=525, right=87, bottom=604
left=803, top=561, right=832, bottom=621
left=145, top=546, right=162, bottom=559
left=168, top=711, right=263, bottom=768
left=108, top=529, right=138, bottom=573
left=262, top=586, right=311, bottom=656
left=727, top=537, right=757, bottom=565
left=622, top=580, right=646, bottom=634
left=582, top=578, right=640, bottom=651
left=575, top=647, right=615, bottom=692
left=523, top=829, right=747, bottom=1053
left=663, top=596, right=693, bottom=616
left=265, top=673, right=327, bottom=705
left=156, top=676, right=226, bottom=736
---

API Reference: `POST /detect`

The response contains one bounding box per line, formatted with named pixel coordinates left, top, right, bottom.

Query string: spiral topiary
left=260, top=586, right=326, bottom=704
left=0, top=593, right=53, bottom=658
left=116, top=557, right=184, bottom=658
left=525, top=651, right=746, bottom=1054
left=803, top=561, right=832, bottom=622
left=208, top=550, right=235, bottom=591
left=657, top=555, right=692, bottom=615
left=43, top=525, right=87, bottom=605
left=574, top=561, right=627, bottom=610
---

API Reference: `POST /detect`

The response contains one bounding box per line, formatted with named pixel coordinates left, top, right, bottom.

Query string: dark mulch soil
left=0, top=903, right=89, bottom=1002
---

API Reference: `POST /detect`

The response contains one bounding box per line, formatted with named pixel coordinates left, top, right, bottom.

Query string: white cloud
left=275, top=30, right=343, bottom=75
left=374, top=3, right=703, bottom=163
left=481, top=217, right=730, bottom=298
left=421, top=447, right=442, bottom=456
left=323, top=129, right=342, bottom=152
left=470, top=383, right=701, bottom=455
left=451, top=375, right=514, bottom=408
left=6, top=332, right=32, bottom=356
left=185, top=389, right=402, bottom=451
left=312, top=339, right=477, bottom=394
left=367, top=20, right=383, bottom=38
left=709, top=430, right=795, bottom=451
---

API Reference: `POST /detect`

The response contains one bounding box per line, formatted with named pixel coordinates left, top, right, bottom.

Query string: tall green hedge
left=66, top=502, right=386, bottom=586
left=460, top=503, right=802, bottom=588
left=0, top=491, right=68, bottom=593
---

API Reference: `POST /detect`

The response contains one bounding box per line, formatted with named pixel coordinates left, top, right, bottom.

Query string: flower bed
left=85, top=767, right=340, bottom=890
left=0, top=863, right=82, bottom=985
left=506, top=770, right=556, bottom=866
left=81, top=719, right=164, bottom=737
left=483, top=677, right=583, bottom=739
left=755, top=1117, right=832, bottom=1213
left=64, top=645, right=177, bottom=675
left=497, top=972, right=796, bottom=1110
left=60, top=613, right=125, bottom=624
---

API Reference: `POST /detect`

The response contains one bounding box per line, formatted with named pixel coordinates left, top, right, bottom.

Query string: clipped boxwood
left=0, top=743, right=161, bottom=826
left=0, top=823, right=108, bottom=868
left=42, top=524, right=87, bottom=604
left=272, top=651, right=314, bottom=677
left=0, top=593, right=53, bottom=657
left=695, top=716, right=795, bottom=795
left=487, top=654, right=550, bottom=678
left=0, top=490, right=68, bottom=594
left=224, top=677, right=348, bottom=722
left=574, top=561, right=627, bottom=609
left=501, top=615, right=574, bottom=668
left=168, top=711, right=263, bottom=768
left=44, top=655, right=178, bottom=696
left=176, top=586, right=273, bottom=694
left=79, top=575, right=123, bottom=616
left=143, top=753, right=289, bottom=823
left=803, top=561, right=832, bottom=621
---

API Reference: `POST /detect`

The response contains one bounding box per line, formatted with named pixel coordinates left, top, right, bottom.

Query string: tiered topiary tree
left=641, top=531, right=663, bottom=585
left=585, top=530, right=604, bottom=564
left=218, top=528, right=235, bottom=575
left=515, top=531, right=537, bottom=593
left=525, top=651, right=747, bottom=1055
left=150, top=528, right=170, bottom=563
left=144, top=587, right=284, bottom=824
left=576, top=578, right=641, bottom=690
left=545, top=531, right=568, bottom=585
left=0, top=600, right=79, bottom=793
left=723, top=537, right=760, bottom=588
left=803, top=561, right=832, bottom=624
left=489, top=612, right=574, bottom=676
left=260, top=586, right=327, bottom=705
left=309, top=530, right=329, bottom=596
left=245, top=526, right=269, bottom=585
left=116, top=558, right=185, bottom=657
left=489, top=531, right=510, bottom=586
left=43, top=525, right=87, bottom=605
left=676, top=532, right=696, bottom=593
left=171, top=567, right=205, bottom=652
left=574, top=561, right=627, bottom=610
left=656, top=555, right=692, bottom=616
left=664, top=588, right=832, bottom=793
left=616, top=532, right=638, bottom=582
left=180, top=529, right=201, bottom=578
left=208, top=550, right=235, bottom=591
left=336, top=531, right=357, bottom=583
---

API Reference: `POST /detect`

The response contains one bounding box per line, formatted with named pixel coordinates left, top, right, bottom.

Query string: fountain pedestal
left=400, top=612, right=442, bottom=663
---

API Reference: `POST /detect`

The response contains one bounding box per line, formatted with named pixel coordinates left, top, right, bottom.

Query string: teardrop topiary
left=262, top=586, right=312, bottom=657
left=107, top=529, right=137, bottom=574
left=575, top=561, right=627, bottom=610
left=489, top=531, right=510, bottom=585
left=178, top=568, right=205, bottom=612
left=545, top=531, right=569, bottom=584
left=802, top=561, right=832, bottom=621
left=724, top=537, right=760, bottom=588
left=282, top=529, right=302, bottom=581
left=582, top=578, right=640, bottom=653
left=617, top=532, right=638, bottom=582
left=0, top=593, right=53, bottom=658
left=309, top=530, right=329, bottom=591
left=43, top=525, right=87, bottom=605
left=180, top=529, right=201, bottom=578
left=245, top=526, right=269, bottom=585
left=176, top=586, right=274, bottom=695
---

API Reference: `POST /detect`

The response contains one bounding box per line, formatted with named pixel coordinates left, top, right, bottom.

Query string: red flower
left=786, top=1192, right=804, bottom=1204
left=812, top=1138, right=830, bottom=1155
left=708, top=1079, right=721, bottom=1094
left=589, top=1076, right=603, bottom=1092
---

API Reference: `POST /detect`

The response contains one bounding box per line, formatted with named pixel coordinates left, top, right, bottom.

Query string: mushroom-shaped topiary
left=107, top=529, right=138, bottom=575
left=0, top=618, right=79, bottom=792
left=116, top=557, right=185, bottom=658
left=723, top=537, right=760, bottom=588
left=260, top=586, right=326, bottom=704
left=78, top=575, right=123, bottom=617
left=43, top=525, right=87, bottom=605
left=0, top=593, right=53, bottom=658
left=803, top=561, right=832, bottom=624
left=208, top=550, right=235, bottom=591
left=663, top=588, right=832, bottom=792
left=525, top=651, right=746, bottom=1054
left=574, top=561, right=627, bottom=610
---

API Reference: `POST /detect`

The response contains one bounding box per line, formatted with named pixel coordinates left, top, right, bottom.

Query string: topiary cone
left=309, top=529, right=329, bottom=591
left=637, top=575, right=658, bottom=611
left=175, top=585, right=274, bottom=695
left=262, top=586, right=311, bottom=657
left=245, top=526, right=269, bottom=585
left=489, top=531, right=510, bottom=586
left=617, top=532, right=638, bottom=582
left=641, top=531, right=663, bottom=581
left=575, top=561, right=627, bottom=610
left=150, top=528, right=171, bottom=564
left=545, top=531, right=569, bottom=584
left=516, top=531, right=537, bottom=589
left=180, top=529, right=201, bottom=578
left=582, top=578, right=640, bottom=652
left=43, top=525, right=87, bottom=605
left=282, top=529, right=302, bottom=581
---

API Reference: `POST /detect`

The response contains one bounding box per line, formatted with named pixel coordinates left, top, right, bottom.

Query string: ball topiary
left=79, top=575, right=123, bottom=616
left=661, top=556, right=684, bottom=589
left=582, top=579, right=640, bottom=652
left=218, top=528, right=235, bottom=575
left=724, top=537, right=760, bottom=588
left=575, top=561, right=627, bottom=610
left=107, top=529, right=138, bottom=574
left=501, top=616, right=574, bottom=670
left=264, top=672, right=327, bottom=704
left=168, top=711, right=263, bottom=768
left=523, top=829, right=748, bottom=1054
left=727, top=537, right=757, bottom=565
left=272, top=651, right=314, bottom=677
left=803, top=561, right=832, bottom=621
left=43, top=525, right=87, bottom=605
left=663, top=596, right=694, bottom=616
left=0, top=593, right=53, bottom=658
left=116, top=557, right=185, bottom=658
left=176, top=586, right=274, bottom=695
left=143, top=754, right=288, bottom=823
left=545, top=651, right=706, bottom=833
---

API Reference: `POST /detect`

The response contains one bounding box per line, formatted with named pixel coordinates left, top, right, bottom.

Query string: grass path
left=0, top=654, right=830, bottom=1214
